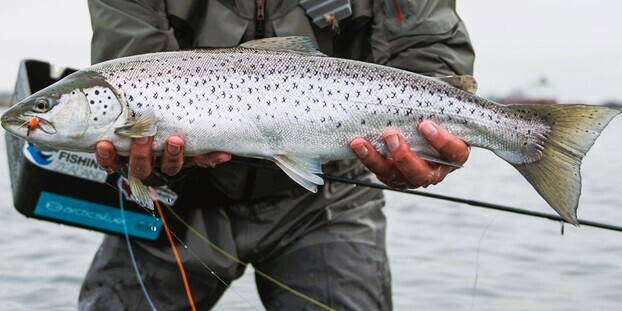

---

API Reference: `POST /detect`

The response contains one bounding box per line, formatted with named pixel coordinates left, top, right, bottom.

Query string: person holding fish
left=79, top=0, right=474, bottom=310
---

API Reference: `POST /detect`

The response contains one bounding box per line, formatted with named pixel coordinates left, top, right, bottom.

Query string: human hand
left=95, top=136, right=232, bottom=179
left=349, top=120, right=469, bottom=189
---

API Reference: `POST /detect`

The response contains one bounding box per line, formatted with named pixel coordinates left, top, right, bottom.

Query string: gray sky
left=1, top=0, right=620, bottom=103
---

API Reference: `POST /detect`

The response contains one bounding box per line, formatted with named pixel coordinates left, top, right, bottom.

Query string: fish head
left=1, top=70, right=124, bottom=151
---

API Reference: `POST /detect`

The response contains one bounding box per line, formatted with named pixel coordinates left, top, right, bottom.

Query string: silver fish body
left=2, top=37, right=619, bottom=223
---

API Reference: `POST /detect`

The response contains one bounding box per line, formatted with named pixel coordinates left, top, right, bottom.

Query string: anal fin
left=418, top=155, right=463, bottom=168
left=415, top=145, right=463, bottom=168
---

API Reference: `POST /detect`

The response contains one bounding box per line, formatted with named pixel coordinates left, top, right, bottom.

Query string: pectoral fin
left=115, top=108, right=157, bottom=138
left=272, top=154, right=324, bottom=192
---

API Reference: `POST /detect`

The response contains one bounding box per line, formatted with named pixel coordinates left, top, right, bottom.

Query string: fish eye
left=34, top=98, right=48, bottom=112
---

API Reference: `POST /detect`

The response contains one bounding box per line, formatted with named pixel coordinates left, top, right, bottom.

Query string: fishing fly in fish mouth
left=1, top=36, right=620, bottom=225
left=1, top=98, right=57, bottom=137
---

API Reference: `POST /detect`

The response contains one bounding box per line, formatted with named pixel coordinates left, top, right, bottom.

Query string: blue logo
left=26, top=143, right=53, bottom=165
left=34, top=192, right=162, bottom=240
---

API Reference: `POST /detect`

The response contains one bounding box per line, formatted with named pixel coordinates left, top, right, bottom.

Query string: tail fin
left=499, top=104, right=620, bottom=225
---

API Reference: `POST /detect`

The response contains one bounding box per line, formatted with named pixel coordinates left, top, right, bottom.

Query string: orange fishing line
left=390, top=0, right=405, bottom=23
left=150, top=188, right=197, bottom=311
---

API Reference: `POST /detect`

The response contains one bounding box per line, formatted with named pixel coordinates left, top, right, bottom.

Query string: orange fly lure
left=19, top=116, right=40, bottom=137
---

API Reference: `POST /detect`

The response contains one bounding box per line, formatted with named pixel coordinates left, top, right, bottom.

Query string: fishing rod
left=229, top=158, right=622, bottom=233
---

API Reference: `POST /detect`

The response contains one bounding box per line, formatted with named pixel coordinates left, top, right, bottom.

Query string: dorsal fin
left=439, top=75, right=478, bottom=94
left=240, top=36, right=326, bottom=56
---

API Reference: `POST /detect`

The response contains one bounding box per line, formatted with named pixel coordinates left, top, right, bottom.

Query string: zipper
left=256, top=0, right=265, bottom=39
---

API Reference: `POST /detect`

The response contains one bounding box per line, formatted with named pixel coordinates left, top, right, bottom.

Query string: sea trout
left=2, top=37, right=619, bottom=224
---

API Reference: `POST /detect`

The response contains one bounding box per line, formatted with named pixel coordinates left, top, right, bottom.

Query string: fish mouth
left=0, top=113, right=57, bottom=134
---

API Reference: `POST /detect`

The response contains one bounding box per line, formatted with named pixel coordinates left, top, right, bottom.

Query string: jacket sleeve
left=88, top=0, right=179, bottom=63
left=371, top=0, right=475, bottom=77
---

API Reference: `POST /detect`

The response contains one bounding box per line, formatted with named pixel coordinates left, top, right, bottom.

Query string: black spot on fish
left=95, top=90, right=99, bottom=95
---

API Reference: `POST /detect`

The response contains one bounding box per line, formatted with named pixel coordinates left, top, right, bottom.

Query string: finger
left=160, top=136, right=185, bottom=176
left=419, top=120, right=469, bottom=165
left=95, top=141, right=121, bottom=173
left=193, top=152, right=232, bottom=168
left=129, top=136, right=153, bottom=179
left=383, top=131, right=436, bottom=187
left=349, top=137, right=397, bottom=181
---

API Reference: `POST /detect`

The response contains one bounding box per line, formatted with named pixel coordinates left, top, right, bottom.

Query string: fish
left=1, top=36, right=619, bottom=224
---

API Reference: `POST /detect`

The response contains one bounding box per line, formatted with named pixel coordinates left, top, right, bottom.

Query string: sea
left=1, top=107, right=621, bottom=311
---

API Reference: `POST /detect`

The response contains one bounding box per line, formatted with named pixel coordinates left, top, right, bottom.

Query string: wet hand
left=349, top=120, right=469, bottom=189
left=95, top=136, right=232, bottom=179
